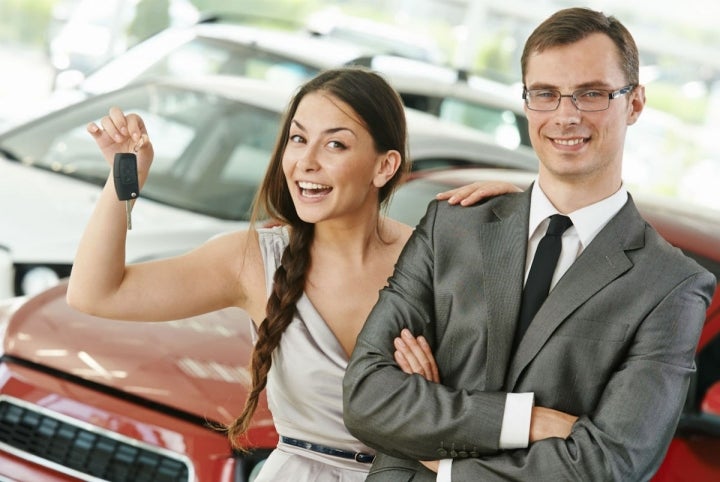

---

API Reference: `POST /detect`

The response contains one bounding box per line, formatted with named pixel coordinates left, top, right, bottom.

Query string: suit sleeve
left=449, top=269, right=716, bottom=481
left=343, top=200, right=507, bottom=460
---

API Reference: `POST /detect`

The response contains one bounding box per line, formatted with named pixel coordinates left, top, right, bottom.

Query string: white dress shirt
left=437, top=181, right=628, bottom=481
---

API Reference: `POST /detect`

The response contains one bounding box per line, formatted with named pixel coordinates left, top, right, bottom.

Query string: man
left=343, top=7, right=716, bottom=481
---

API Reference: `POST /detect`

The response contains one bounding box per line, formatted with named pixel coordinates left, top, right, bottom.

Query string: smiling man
left=343, top=7, right=717, bottom=481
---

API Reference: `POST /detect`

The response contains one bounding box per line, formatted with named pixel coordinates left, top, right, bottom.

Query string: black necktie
left=515, top=214, right=573, bottom=347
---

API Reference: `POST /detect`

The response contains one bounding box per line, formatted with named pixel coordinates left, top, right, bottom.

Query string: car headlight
left=14, top=264, right=72, bottom=297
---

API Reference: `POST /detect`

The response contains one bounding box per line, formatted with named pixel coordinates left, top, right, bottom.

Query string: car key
left=113, top=152, right=140, bottom=230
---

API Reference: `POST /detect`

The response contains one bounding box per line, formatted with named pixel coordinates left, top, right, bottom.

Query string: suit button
left=437, top=449, right=448, bottom=457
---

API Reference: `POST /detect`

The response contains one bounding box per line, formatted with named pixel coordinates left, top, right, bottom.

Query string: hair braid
left=225, top=224, right=313, bottom=450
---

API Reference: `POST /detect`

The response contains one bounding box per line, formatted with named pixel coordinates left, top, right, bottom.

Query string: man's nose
left=554, top=94, right=581, bottom=123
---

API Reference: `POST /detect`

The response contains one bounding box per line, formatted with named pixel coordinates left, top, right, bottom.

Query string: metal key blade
left=126, top=200, right=133, bottom=230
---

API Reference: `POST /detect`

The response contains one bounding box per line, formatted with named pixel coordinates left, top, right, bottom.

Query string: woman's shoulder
left=256, top=223, right=290, bottom=246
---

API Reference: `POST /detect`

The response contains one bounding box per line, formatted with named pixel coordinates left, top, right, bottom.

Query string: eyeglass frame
left=522, top=84, right=636, bottom=112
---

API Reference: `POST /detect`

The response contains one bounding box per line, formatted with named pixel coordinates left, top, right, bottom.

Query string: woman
left=67, top=66, right=518, bottom=480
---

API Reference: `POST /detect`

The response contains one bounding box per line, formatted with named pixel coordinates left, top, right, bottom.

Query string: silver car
left=38, top=19, right=532, bottom=158
left=0, top=75, right=537, bottom=299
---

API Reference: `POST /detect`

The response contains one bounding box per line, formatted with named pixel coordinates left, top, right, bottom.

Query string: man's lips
left=552, top=137, right=587, bottom=146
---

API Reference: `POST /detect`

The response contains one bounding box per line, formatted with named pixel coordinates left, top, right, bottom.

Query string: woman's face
left=282, top=91, right=388, bottom=225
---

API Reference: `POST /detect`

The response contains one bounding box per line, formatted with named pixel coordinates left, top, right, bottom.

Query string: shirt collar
left=529, top=180, right=628, bottom=249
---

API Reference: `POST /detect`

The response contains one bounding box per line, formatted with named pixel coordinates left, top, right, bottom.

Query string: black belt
left=280, top=436, right=375, bottom=463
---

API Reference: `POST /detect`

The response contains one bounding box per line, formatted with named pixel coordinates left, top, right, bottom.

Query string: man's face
left=523, top=33, right=644, bottom=190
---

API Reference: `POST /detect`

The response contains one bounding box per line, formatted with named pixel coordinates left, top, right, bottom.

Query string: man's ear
left=627, top=84, right=646, bottom=126
left=373, top=150, right=402, bottom=188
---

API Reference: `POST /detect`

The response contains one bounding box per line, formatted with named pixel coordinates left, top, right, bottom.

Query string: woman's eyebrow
left=291, top=119, right=356, bottom=137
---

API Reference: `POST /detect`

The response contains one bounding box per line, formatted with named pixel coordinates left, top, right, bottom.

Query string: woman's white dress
left=252, top=226, right=374, bottom=481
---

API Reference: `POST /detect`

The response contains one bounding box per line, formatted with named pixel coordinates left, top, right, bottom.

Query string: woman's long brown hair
left=224, top=66, right=409, bottom=450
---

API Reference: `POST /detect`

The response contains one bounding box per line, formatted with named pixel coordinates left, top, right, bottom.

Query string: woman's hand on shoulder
left=436, top=181, right=522, bottom=206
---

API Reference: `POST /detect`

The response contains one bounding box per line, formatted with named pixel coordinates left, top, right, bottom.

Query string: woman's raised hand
left=87, top=106, right=154, bottom=186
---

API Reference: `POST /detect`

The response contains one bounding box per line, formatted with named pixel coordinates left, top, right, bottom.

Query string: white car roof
left=81, top=21, right=369, bottom=95
left=159, top=74, right=538, bottom=170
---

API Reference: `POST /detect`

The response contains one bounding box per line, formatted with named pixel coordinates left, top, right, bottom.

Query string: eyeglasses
left=522, top=84, right=636, bottom=112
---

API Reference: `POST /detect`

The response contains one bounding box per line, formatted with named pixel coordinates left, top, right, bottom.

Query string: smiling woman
left=61, top=66, right=409, bottom=482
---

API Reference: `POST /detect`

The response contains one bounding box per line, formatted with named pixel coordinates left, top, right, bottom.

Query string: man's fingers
left=394, top=337, right=423, bottom=375
left=394, top=349, right=412, bottom=373
left=396, top=329, right=441, bottom=382
left=417, top=336, right=440, bottom=382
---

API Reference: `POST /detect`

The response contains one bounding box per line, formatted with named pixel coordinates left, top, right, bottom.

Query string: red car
left=388, top=167, right=720, bottom=482
left=0, top=167, right=717, bottom=481
left=0, top=290, right=274, bottom=481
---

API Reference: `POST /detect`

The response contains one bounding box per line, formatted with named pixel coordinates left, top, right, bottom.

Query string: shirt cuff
left=437, top=459, right=452, bottom=482
left=499, top=392, right=534, bottom=449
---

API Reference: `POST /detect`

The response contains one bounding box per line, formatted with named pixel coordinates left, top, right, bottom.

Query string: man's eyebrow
left=526, top=81, right=615, bottom=90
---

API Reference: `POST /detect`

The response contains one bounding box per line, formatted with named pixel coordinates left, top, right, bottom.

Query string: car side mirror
left=701, top=381, right=720, bottom=416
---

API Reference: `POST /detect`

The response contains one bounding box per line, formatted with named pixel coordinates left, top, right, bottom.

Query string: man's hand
left=420, top=460, right=440, bottom=472
left=530, top=406, right=578, bottom=442
left=394, top=328, right=440, bottom=383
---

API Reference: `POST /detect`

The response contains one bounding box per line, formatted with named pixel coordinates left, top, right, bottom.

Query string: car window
left=1, top=83, right=280, bottom=221
left=439, top=98, right=522, bottom=151
left=399, top=92, right=525, bottom=151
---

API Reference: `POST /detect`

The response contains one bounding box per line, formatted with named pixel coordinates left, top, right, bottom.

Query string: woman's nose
left=296, top=144, right=321, bottom=171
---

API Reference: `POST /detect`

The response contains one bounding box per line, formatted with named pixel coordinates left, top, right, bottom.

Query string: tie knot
left=546, top=214, right=573, bottom=236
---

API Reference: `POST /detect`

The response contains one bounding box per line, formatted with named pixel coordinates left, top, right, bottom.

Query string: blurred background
left=1, top=0, right=718, bottom=208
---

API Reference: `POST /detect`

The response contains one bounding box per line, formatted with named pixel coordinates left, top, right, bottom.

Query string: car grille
left=0, top=397, right=192, bottom=482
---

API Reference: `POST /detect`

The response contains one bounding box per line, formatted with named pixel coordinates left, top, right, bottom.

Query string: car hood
left=0, top=159, right=242, bottom=263
left=2, top=281, right=270, bottom=431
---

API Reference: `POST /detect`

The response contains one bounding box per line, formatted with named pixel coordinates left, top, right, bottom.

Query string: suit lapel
left=480, top=191, right=530, bottom=390
left=506, top=196, right=646, bottom=389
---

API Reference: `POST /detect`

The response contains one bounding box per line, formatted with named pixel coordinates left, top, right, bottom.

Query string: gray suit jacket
left=343, top=188, right=716, bottom=481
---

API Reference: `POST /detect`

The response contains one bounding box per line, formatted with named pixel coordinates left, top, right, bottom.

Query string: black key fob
left=113, top=152, right=140, bottom=201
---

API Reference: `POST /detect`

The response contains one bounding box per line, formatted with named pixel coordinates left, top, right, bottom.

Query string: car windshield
left=0, top=82, right=280, bottom=221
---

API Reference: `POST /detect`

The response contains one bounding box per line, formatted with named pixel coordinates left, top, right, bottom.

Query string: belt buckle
left=354, top=452, right=374, bottom=463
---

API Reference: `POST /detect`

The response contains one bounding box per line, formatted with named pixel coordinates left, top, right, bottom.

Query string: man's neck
left=537, top=175, right=622, bottom=214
